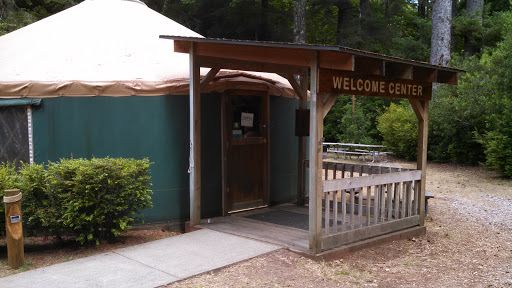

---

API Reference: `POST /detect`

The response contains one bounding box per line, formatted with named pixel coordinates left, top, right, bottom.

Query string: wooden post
left=297, top=71, right=308, bottom=206
left=189, top=43, right=201, bottom=226
left=309, top=52, right=323, bottom=254
left=410, top=99, right=429, bottom=226
left=4, top=189, right=24, bottom=269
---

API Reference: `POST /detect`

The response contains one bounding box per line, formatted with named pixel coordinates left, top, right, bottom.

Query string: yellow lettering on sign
left=327, top=71, right=427, bottom=98
left=372, top=81, right=379, bottom=92
left=364, top=80, right=371, bottom=92
left=333, top=76, right=343, bottom=89
left=343, top=78, right=349, bottom=90
left=357, top=79, right=364, bottom=91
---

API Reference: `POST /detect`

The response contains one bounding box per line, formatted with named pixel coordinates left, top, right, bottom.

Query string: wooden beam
left=309, top=52, right=323, bottom=254
left=200, top=67, right=220, bottom=90
left=285, top=74, right=307, bottom=100
left=323, top=94, right=338, bottom=119
left=415, top=100, right=429, bottom=226
left=177, top=41, right=314, bottom=68
left=189, top=43, right=201, bottom=226
left=413, top=66, right=436, bottom=83
left=199, top=56, right=306, bottom=75
left=323, top=170, right=422, bottom=192
left=436, top=70, right=458, bottom=85
left=297, top=71, right=308, bottom=206
left=263, top=92, right=270, bottom=207
left=385, top=62, right=413, bottom=80
left=354, top=56, right=384, bottom=76
left=321, top=216, right=420, bottom=250
left=409, top=99, right=425, bottom=121
left=221, top=93, right=229, bottom=215
left=318, top=50, right=353, bottom=71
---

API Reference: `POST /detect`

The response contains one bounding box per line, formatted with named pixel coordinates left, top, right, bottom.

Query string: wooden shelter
left=161, top=36, right=463, bottom=255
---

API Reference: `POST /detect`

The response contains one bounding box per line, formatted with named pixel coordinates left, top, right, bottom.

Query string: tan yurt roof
left=0, top=0, right=295, bottom=98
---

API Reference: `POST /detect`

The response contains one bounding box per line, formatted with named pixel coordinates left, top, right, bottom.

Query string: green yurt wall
left=32, top=95, right=298, bottom=223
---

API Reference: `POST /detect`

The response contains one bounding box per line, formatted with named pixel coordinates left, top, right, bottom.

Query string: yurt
left=0, top=0, right=299, bottom=223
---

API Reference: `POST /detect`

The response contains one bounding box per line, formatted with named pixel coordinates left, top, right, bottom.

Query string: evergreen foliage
left=0, top=158, right=153, bottom=244
left=324, top=97, right=374, bottom=144
left=377, top=102, right=418, bottom=160
left=1, top=0, right=512, bottom=176
left=431, top=11, right=512, bottom=175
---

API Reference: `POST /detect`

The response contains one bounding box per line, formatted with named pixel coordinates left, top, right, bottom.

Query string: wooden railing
left=304, top=161, right=422, bottom=250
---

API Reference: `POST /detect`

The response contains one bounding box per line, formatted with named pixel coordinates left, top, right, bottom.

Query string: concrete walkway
left=0, top=229, right=281, bottom=288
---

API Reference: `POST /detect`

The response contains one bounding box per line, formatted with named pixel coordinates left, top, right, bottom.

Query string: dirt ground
left=0, top=229, right=179, bottom=278
left=168, top=161, right=512, bottom=288
left=1, top=162, right=511, bottom=286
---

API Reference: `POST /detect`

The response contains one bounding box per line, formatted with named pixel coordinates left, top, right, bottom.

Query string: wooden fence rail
left=303, top=161, right=422, bottom=249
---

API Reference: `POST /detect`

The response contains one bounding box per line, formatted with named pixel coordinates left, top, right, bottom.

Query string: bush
left=45, top=158, right=153, bottom=244
left=17, top=163, right=48, bottom=235
left=0, top=162, right=19, bottom=234
left=331, top=102, right=374, bottom=144
left=50, top=158, right=152, bottom=244
left=481, top=131, right=512, bottom=177
left=377, top=102, right=418, bottom=160
left=324, top=95, right=395, bottom=143
left=480, top=23, right=512, bottom=177
left=0, top=157, right=153, bottom=244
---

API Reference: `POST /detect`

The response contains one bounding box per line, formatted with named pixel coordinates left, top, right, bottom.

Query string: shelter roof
left=161, top=36, right=463, bottom=85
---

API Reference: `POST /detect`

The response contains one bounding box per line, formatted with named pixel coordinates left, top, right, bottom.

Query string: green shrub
left=47, top=158, right=153, bottom=244
left=480, top=23, right=512, bottom=177
left=481, top=131, right=512, bottom=177
left=428, top=55, right=488, bottom=165
left=336, top=102, right=375, bottom=144
left=377, top=102, right=418, bottom=160
left=18, top=163, right=54, bottom=235
left=0, top=157, right=153, bottom=244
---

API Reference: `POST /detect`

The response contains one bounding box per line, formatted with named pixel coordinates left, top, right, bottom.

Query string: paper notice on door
left=241, top=112, right=254, bottom=127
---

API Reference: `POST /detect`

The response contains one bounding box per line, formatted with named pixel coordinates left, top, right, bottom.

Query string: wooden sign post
left=4, top=189, right=24, bottom=269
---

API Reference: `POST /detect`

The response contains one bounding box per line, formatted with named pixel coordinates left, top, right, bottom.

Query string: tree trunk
left=335, top=0, right=352, bottom=46
left=464, top=0, right=484, bottom=56
left=418, top=0, right=428, bottom=18
left=430, top=0, right=452, bottom=67
left=294, top=0, right=307, bottom=43
left=359, top=0, right=370, bottom=31
left=259, top=0, right=269, bottom=41
left=451, top=0, right=457, bottom=51
left=466, top=0, right=484, bottom=15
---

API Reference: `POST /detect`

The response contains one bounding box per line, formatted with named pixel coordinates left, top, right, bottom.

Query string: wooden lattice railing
left=304, top=161, right=422, bottom=249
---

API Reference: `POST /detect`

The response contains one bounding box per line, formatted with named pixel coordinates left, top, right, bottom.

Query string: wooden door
left=222, top=91, right=269, bottom=214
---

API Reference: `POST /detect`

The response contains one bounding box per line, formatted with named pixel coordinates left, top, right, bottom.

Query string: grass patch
left=403, top=258, right=418, bottom=266
left=17, top=262, right=33, bottom=272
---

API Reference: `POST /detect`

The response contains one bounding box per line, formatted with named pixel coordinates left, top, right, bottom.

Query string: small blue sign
left=10, top=215, right=20, bottom=224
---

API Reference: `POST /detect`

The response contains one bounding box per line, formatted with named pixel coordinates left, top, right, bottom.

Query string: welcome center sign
left=319, top=69, right=432, bottom=100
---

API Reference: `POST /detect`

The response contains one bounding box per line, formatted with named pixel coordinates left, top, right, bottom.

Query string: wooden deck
left=198, top=199, right=417, bottom=254
left=198, top=204, right=310, bottom=253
